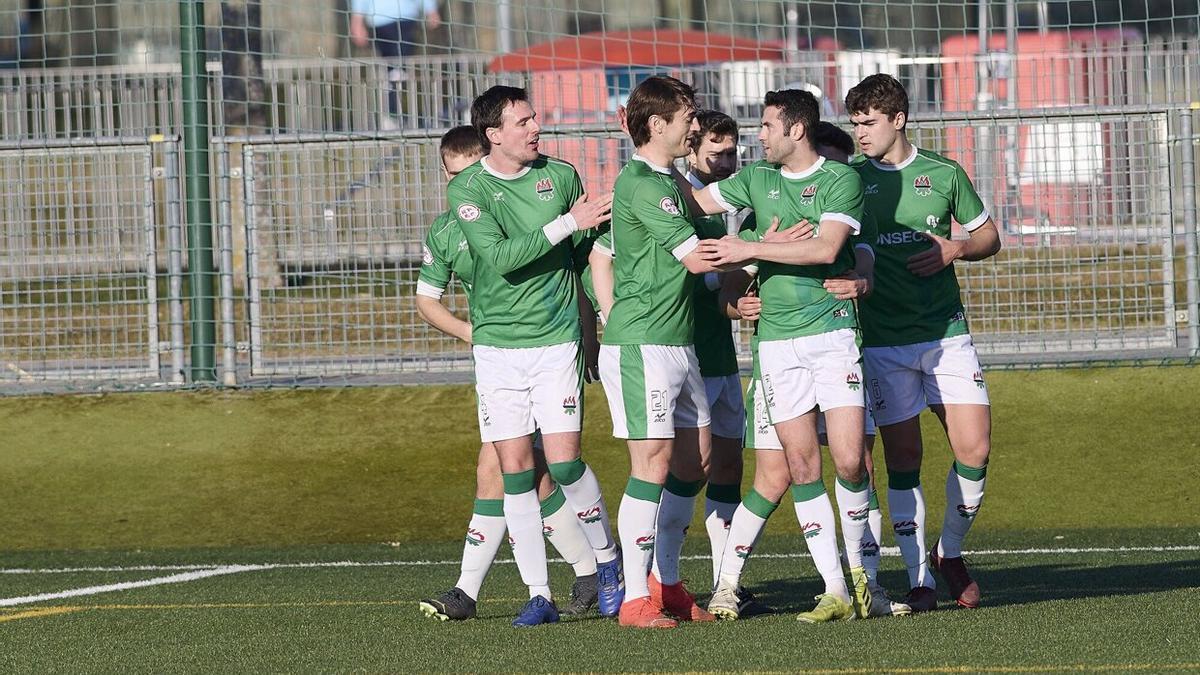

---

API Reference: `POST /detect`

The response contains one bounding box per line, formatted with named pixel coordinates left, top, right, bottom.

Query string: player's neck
left=484, top=151, right=530, bottom=177
left=780, top=145, right=821, bottom=175
left=634, top=143, right=677, bottom=173
left=877, top=136, right=915, bottom=167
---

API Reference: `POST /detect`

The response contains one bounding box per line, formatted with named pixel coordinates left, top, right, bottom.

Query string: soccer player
left=846, top=74, right=1001, bottom=612
left=415, top=126, right=601, bottom=621
left=447, top=86, right=621, bottom=626
left=690, top=89, right=875, bottom=623
left=599, top=76, right=722, bottom=628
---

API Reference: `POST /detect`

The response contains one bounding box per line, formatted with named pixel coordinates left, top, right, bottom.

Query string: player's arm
left=699, top=216, right=853, bottom=267
left=906, top=162, right=1002, bottom=276
left=637, top=183, right=720, bottom=274
left=718, top=267, right=756, bottom=320
left=415, top=230, right=472, bottom=343
left=453, top=182, right=612, bottom=275
left=587, top=236, right=615, bottom=323
left=577, top=277, right=601, bottom=383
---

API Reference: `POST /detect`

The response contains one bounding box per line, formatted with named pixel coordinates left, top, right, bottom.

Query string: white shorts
left=473, top=341, right=583, bottom=443
left=599, top=344, right=710, bottom=440
left=864, top=334, right=990, bottom=427
left=704, top=374, right=746, bottom=440
left=744, top=375, right=782, bottom=451
left=758, top=328, right=865, bottom=425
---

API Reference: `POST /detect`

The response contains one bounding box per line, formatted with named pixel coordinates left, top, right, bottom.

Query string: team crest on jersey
left=800, top=183, right=819, bottom=206
left=913, top=175, right=933, bottom=197
left=421, top=244, right=434, bottom=266
left=535, top=177, right=555, bottom=201
left=457, top=203, right=481, bottom=222
left=659, top=196, right=681, bottom=215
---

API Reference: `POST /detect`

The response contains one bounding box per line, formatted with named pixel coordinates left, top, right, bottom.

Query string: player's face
left=759, top=106, right=797, bottom=164
left=659, top=105, right=697, bottom=158
left=489, top=99, right=541, bottom=166
left=689, top=133, right=738, bottom=183
left=849, top=108, right=903, bottom=159
left=441, top=151, right=483, bottom=182
left=815, top=143, right=850, bottom=164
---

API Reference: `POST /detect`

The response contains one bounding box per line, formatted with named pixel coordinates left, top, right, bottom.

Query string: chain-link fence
left=1, top=1, right=1198, bottom=393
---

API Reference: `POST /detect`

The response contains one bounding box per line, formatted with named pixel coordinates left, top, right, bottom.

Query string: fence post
left=180, top=0, right=217, bottom=382
left=164, top=141, right=187, bottom=384
left=1182, top=108, right=1199, bottom=356
left=216, top=141, right=239, bottom=387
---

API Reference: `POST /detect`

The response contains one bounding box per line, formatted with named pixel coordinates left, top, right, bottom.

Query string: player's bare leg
left=928, top=403, right=991, bottom=608
left=879, top=415, right=936, bottom=611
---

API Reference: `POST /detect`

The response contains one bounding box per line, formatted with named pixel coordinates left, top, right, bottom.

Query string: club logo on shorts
left=893, top=520, right=918, bottom=536
left=847, top=505, right=869, bottom=521
left=635, top=534, right=655, bottom=551
left=846, top=372, right=861, bottom=391
left=870, top=379, right=886, bottom=410
left=914, top=175, right=933, bottom=196
left=862, top=541, right=880, bottom=557
left=535, top=177, right=555, bottom=201
left=457, top=203, right=481, bottom=222
left=973, top=371, right=986, bottom=389
left=735, top=544, right=753, bottom=559
left=802, top=522, right=822, bottom=539
left=951, top=311, right=966, bottom=323
left=578, top=506, right=602, bottom=524
left=956, top=504, right=980, bottom=520
left=562, top=396, right=578, bottom=415
left=800, top=183, right=818, bottom=206
left=421, top=244, right=434, bottom=266
left=479, top=397, right=491, bottom=426
left=659, top=196, right=681, bottom=215
left=465, top=528, right=486, bottom=546
left=543, top=524, right=555, bottom=537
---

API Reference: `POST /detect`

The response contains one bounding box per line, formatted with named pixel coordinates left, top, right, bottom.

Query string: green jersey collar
left=869, top=145, right=919, bottom=172
left=779, top=156, right=825, bottom=180
left=481, top=155, right=533, bottom=180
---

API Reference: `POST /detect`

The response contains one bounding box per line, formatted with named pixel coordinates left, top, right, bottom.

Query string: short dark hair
left=812, top=121, right=854, bottom=158
left=688, top=109, right=739, bottom=152
left=471, top=85, right=528, bottom=152
left=845, top=73, right=909, bottom=122
left=440, top=125, right=483, bottom=160
left=625, top=76, right=696, bottom=147
left=763, top=89, right=820, bottom=146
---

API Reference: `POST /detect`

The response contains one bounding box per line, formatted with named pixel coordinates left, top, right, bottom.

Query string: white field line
left=0, top=565, right=266, bottom=607
left=1, top=545, right=1197, bottom=576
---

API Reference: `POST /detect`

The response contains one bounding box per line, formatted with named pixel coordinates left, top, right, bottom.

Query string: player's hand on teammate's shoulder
left=570, top=193, right=614, bottom=231
left=906, top=230, right=964, bottom=277
left=735, top=290, right=761, bottom=321
left=823, top=271, right=872, bottom=300
left=761, top=215, right=814, bottom=243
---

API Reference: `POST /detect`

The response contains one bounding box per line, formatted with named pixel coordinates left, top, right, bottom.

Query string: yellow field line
left=0, top=606, right=84, bottom=623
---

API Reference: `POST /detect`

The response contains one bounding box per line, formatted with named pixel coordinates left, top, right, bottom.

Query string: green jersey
left=692, top=209, right=756, bottom=377
left=416, top=210, right=474, bottom=299
left=602, top=156, right=699, bottom=347
left=711, top=157, right=864, bottom=341
left=852, top=148, right=989, bottom=348
left=447, top=155, right=585, bottom=348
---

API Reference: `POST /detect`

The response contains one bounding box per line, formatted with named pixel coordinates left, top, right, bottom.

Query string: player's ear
left=485, top=125, right=503, bottom=148
left=892, top=111, right=906, bottom=130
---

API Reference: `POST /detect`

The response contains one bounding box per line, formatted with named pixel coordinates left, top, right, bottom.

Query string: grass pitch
left=0, top=366, right=1198, bottom=672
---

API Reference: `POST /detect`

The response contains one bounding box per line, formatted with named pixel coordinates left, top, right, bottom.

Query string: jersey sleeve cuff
left=542, top=213, right=579, bottom=245
left=671, top=234, right=700, bottom=262
left=706, top=183, right=738, bottom=214
left=854, top=243, right=876, bottom=260
left=961, top=210, right=990, bottom=232
left=820, top=212, right=862, bottom=235
left=592, top=239, right=613, bottom=257
left=743, top=263, right=759, bottom=277
left=415, top=280, right=446, bottom=300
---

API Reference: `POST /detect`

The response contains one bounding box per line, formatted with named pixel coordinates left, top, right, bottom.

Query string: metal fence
left=1, top=42, right=1198, bottom=392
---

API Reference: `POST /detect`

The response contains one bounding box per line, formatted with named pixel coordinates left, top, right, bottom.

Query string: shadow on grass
left=748, top=557, right=1200, bottom=615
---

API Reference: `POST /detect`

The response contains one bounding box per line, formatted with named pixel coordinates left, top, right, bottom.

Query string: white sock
left=792, top=481, right=848, bottom=601
left=888, top=470, right=933, bottom=589
left=503, top=486, right=551, bottom=599
left=651, top=476, right=701, bottom=586
left=834, top=476, right=871, bottom=571
left=863, top=490, right=883, bottom=585
left=716, top=489, right=777, bottom=588
left=553, top=461, right=619, bottom=563
left=454, top=500, right=506, bottom=601
left=542, top=486, right=598, bottom=577
left=704, top=488, right=740, bottom=588
left=618, top=478, right=662, bottom=602
left=938, top=461, right=987, bottom=558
